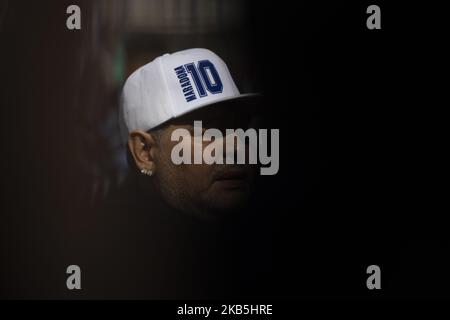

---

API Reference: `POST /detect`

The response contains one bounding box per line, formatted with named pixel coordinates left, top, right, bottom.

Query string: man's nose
left=223, top=132, right=246, bottom=164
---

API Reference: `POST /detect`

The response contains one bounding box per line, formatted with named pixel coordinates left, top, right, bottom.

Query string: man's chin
left=201, top=191, right=250, bottom=217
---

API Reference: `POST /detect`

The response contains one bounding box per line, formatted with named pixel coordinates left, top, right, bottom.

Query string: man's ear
left=128, top=130, right=158, bottom=174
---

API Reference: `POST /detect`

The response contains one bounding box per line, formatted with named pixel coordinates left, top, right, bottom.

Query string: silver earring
left=140, top=169, right=153, bottom=176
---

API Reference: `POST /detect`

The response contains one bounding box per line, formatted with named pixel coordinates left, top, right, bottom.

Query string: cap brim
left=148, top=93, right=262, bottom=131
left=175, top=93, right=262, bottom=119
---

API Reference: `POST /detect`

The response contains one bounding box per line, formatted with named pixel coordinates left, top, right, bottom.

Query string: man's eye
left=187, top=127, right=208, bottom=135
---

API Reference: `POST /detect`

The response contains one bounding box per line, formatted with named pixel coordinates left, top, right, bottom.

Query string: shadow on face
left=152, top=99, right=262, bottom=220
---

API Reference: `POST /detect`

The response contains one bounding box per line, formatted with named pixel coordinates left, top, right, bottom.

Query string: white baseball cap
left=120, top=48, right=259, bottom=141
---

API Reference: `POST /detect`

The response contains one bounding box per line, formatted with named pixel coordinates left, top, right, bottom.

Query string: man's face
left=152, top=104, right=258, bottom=219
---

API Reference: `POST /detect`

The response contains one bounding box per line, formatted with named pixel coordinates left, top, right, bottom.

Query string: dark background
left=0, top=0, right=448, bottom=299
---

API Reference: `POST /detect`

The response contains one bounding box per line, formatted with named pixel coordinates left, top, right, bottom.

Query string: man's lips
left=212, top=170, right=248, bottom=188
left=214, top=170, right=247, bottom=180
